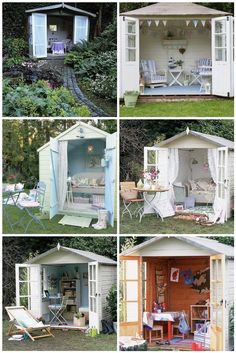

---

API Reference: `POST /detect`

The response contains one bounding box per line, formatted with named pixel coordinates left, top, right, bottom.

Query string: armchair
left=140, top=59, right=167, bottom=88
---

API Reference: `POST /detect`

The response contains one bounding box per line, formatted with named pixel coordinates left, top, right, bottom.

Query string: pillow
left=174, top=182, right=183, bottom=187
left=15, top=183, right=24, bottom=191
left=196, top=179, right=210, bottom=191
left=6, top=184, right=15, bottom=192
left=120, top=189, right=138, bottom=201
left=189, top=180, right=198, bottom=190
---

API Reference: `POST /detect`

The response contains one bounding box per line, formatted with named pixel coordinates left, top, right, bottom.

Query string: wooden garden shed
left=144, top=128, right=234, bottom=222
left=120, top=2, right=234, bottom=97
left=15, top=244, right=117, bottom=332
left=26, top=3, right=96, bottom=58
left=37, top=121, right=117, bottom=226
left=120, top=236, right=234, bottom=351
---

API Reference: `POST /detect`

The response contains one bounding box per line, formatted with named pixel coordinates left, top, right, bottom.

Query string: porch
left=143, top=84, right=203, bottom=96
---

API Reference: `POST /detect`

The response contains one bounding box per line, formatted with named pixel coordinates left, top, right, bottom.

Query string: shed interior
left=47, top=15, right=74, bottom=51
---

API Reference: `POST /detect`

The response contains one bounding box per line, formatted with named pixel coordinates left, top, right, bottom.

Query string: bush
left=3, top=37, right=29, bottom=70
left=3, top=80, right=90, bottom=117
left=105, top=285, right=117, bottom=322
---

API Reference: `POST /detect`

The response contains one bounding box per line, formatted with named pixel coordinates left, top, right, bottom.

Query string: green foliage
left=229, top=304, right=234, bottom=344
left=3, top=79, right=90, bottom=117
left=105, top=285, right=117, bottom=321
left=3, top=37, right=28, bottom=58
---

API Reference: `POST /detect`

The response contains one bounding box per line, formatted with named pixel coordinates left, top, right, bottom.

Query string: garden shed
left=144, top=128, right=234, bottom=222
left=120, top=236, right=234, bottom=351
left=37, top=121, right=117, bottom=226
left=26, top=3, right=96, bottom=58
left=120, top=2, right=234, bottom=97
left=15, top=244, right=117, bottom=332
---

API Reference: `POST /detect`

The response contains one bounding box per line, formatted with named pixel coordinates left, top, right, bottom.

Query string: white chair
left=190, top=58, right=212, bottom=92
left=48, top=297, right=68, bottom=325
left=140, top=60, right=167, bottom=88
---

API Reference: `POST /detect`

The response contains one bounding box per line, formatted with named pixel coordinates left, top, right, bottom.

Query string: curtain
left=58, top=141, right=68, bottom=211
left=208, top=149, right=217, bottom=183
left=168, top=148, right=179, bottom=205
left=34, top=14, right=46, bottom=57
left=74, top=16, right=88, bottom=43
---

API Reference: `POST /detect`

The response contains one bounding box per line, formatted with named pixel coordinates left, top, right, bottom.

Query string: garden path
left=46, top=58, right=108, bottom=117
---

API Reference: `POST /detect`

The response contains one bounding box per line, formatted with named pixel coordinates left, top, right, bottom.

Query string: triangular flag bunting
left=193, top=20, right=198, bottom=28
left=162, top=20, right=167, bottom=26
left=147, top=20, right=152, bottom=27
left=155, top=20, right=159, bottom=27
left=201, top=20, right=206, bottom=27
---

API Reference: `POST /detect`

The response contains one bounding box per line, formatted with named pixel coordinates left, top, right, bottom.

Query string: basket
left=120, top=189, right=138, bottom=201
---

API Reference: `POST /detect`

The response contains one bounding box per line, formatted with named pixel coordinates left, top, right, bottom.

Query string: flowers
left=142, top=167, right=159, bottom=181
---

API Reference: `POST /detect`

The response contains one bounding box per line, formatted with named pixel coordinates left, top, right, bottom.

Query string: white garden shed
left=120, top=2, right=234, bottom=97
left=26, top=3, right=96, bottom=58
left=120, top=236, right=234, bottom=351
left=37, top=121, right=117, bottom=226
left=144, top=128, right=234, bottom=221
left=15, top=244, right=117, bottom=332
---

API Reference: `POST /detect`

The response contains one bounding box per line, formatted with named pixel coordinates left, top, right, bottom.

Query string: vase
left=137, top=178, right=143, bottom=188
left=144, top=180, right=151, bottom=189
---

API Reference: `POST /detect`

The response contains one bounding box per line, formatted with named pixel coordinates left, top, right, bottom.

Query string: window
left=49, top=25, right=57, bottom=32
left=126, top=21, right=137, bottom=62
left=142, top=262, right=147, bottom=311
left=214, top=19, right=227, bottom=61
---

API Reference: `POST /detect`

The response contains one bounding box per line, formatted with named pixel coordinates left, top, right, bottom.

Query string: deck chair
left=5, top=306, right=54, bottom=341
left=16, top=181, right=46, bottom=233
left=140, top=59, right=167, bottom=88
left=190, top=58, right=212, bottom=91
left=120, top=181, right=144, bottom=219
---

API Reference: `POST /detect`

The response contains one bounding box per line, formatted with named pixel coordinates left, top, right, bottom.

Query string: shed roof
left=27, top=244, right=116, bottom=265
left=121, top=2, right=230, bottom=18
left=121, top=236, right=234, bottom=258
left=26, top=3, right=96, bottom=17
left=37, top=121, right=110, bottom=153
left=157, top=129, right=234, bottom=149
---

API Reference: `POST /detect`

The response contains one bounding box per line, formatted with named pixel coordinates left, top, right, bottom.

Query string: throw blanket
left=143, top=312, right=153, bottom=329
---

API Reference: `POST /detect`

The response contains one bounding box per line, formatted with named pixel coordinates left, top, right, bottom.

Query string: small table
left=134, top=187, right=169, bottom=222
left=168, top=69, right=184, bottom=86
left=152, top=311, right=181, bottom=342
left=3, top=189, right=24, bottom=231
left=52, top=42, right=65, bottom=54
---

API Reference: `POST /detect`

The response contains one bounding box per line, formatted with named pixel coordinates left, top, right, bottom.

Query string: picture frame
left=170, top=267, right=179, bottom=282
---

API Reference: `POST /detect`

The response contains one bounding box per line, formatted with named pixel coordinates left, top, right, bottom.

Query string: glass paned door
left=126, top=21, right=137, bottom=62
left=88, top=262, right=100, bottom=333
left=216, top=147, right=228, bottom=220
left=210, top=254, right=225, bottom=351
left=74, top=16, right=89, bottom=44
left=120, top=256, right=141, bottom=336
left=214, top=19, right=227, bottom=61
left=32, top=13, right=47, bottom=58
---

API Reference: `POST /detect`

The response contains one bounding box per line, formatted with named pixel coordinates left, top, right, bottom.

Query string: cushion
left=196, top=179, right=210, bottom=191
left=120, top=189, right=138, bottom=201
left=6, top=184, right=15, bottom=192
left=189, top=180, right=198, bottom=191
left=15, top=183, right=24, bottom=191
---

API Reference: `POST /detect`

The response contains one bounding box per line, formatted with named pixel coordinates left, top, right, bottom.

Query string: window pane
left=215, top=48, right=227, bottom=61
left=20, top=296, right=29, bottom=308
left=148, top=150, right=156, bottom=165
left=19, top=267, right=28, bottom=281
left=215, top=34, right=226, bottom=48
left=215, top=20, right=226, bottom=34
left=126, top=281, right=138, bottom=301
left=126, top=49, right=136, bottom=62
left=127, top=302, right=138, bottom=321
left=20, top=282, right=28, bottom=296
left=128, top=22, right=136, bottom=34
left=126, top=260, right=138, bottom=280
left=128, top=35, right=135, bottom=48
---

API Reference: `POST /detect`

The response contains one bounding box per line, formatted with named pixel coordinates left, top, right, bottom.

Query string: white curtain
left=33, top=14, right=46, bottom=57
left=74, top=16, right=88, bottom=43
left=58, top=141, right=68, bottom=211
left=168, top=148, right=179, bottom=205
left=208, top=149, right=217, bottom=183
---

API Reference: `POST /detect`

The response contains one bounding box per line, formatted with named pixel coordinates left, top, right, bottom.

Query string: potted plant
left=73, top=312, right=85, bottom=327
left=124, top=90, right=139, bottom=108
left=176, top=60, right=184, bottom=69
left=105, top=285, right=117, bottom=333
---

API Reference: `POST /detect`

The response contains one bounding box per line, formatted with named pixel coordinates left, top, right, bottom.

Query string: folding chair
left=16, top=181, right=46, bottom=233
left=5, top=306, right=54, bottom=341
left=190, top=58, right=212, bottom=90
left=48, top=297, right=68, bottom=325
left=120, top=182, right=144, bottom=219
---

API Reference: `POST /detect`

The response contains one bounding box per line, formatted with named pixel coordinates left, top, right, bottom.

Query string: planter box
left=124, top=94, right=139, bottom=108
left=73, top=316, right=86, bottom=327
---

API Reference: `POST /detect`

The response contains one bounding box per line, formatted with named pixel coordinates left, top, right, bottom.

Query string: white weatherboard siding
left=162, top=134, right=218, bottom=149
left=224, top=258, right=234, bottom=350
left=140, top=21, right=211, bottom=83
left=228, top=151, right=234, bottom=217
left=39, top=145, right=51, bottom=212
left=32, top=249, right=90, bottom=265
left=58, top=125, right=106, bottom=141
left=131, top=237, right=212, bottom=257
left=100, top=265, right=117, bottom=321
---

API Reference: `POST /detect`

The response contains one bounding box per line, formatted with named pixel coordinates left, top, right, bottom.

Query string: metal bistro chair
left=120, top=181, right=144, bottom=219
left=48, top=296, right=68, bottom=326
left=16, top=181, right=46, bottom=233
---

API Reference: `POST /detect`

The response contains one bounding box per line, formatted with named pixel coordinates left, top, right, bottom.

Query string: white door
left=16, top=264, right=42, bottom=318
left=50, top=137, right=59, bottom=219
left=105, top=132, right=117, bottom=226
left=32, top=13, right=47, bottom=58
left=120, top=16, right=140, bottom=97
left=143, top=147, right=169, bottom=214
left=210, top=254, right=225, bottom=351
left=212, top=16, right=234, bottom=97
left=216, top=147, right=228, bottom=220
left=74, top=16, right=89, bottom=44
left=88, top=262, right=101, bottom=333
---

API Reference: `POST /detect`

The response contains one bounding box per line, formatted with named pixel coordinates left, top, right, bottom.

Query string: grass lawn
left=3, top=205, right=117, bottom=234
left=2, top=320, right=117, bottom=351
left=120, top=206, right=234, bottom=234
left=120, top=99, right=234, bottom=117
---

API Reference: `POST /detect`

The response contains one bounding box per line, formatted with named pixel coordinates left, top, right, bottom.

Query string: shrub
left=89, top=73, right=117, bottom=100
left=3, top=37, right=28, bottom=58
left=105, top=285, right=117, bottom=322
left=3, top=80, right=90, bottom=117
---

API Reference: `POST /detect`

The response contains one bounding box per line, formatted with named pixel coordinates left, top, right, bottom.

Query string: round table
left=133, top=187, right=169, bottom=222
left=52, top=42, right=65, bottom=54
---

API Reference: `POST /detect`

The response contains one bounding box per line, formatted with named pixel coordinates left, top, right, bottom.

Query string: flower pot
left=124, top=93, right=139, bottom=108
left=73, top=316, right=85, bottom=327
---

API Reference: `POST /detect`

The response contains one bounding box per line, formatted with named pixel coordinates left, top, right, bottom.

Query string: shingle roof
left=26, top=3, right=96, bottom=17
left=121, top=2, right=230, bottom=18
left=28, top=245, right=116, bottom=265
left=158, top=129, right=234, bottom=149
left=121, top=236, right=234, bottom=257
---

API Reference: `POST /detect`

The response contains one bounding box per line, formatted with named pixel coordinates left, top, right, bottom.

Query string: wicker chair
left=120, top=181, right=144, bottom=219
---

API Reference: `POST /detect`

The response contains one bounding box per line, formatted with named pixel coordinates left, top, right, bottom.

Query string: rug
left=58, top=215, right=92, bottom=228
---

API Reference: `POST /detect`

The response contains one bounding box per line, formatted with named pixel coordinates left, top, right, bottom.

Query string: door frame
left=50, top=137, right=59, bottom=219
left=88, top=261, right=101, bottom=333
left=216, top=147, right=228, bottom=221
left=32, top=13, right=47, bottom=58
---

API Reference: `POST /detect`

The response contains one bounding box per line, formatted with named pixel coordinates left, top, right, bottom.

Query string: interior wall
left=68, top=139, right=105, bottom=176
left=145, top=257, right=210, bottom=321
left=140, top=20, right=211, bottom=83
left=47, top=16, right=73, bottom=44
left=177, top=149, right=211, bottom=183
